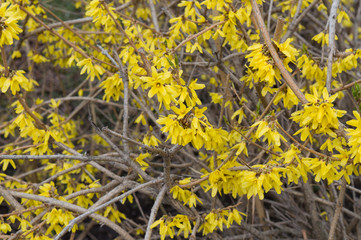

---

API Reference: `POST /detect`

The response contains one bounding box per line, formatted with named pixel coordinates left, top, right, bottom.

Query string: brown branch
left=101, top=2, right=152, bottom=76
left=89, top=119, right=152, bottom=181
left=16, top=93, right=48, bottom=130
left=17, top=3, right=89, bottom=59
left=144, top=184, right=167, bottom=240
left=328, top=177, right=347, bottom=240
left=273, top=17, right=286, bottom=43
left=0, top=186, right=24, bottom=211
left=7, top=190, right=134, bottom=240
left=326, top=0, right=341, bottom=92
left=282, top=0, right=319, bottom=41
left=25, top=2, right=132, bottom=37
left=250, top=0, right=350, bottom=142
left=54, top=178, right=163, bottom=240
left=179, top=148, right=237, bottom=189
left=1, top=47, right=9, bottom=76
left=275, top=121, right=339, bottom=160
left=172, top=21, right=226, bottom=53
left=250, top=0, right=307, bottom=104
left=330, top=78, right=361, bottom=94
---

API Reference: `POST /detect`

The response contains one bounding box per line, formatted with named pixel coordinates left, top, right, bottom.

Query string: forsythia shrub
left=0, top=0, right=361, bottom=239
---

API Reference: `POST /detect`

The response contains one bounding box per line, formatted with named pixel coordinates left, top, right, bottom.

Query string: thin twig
left=131, top=91, right=162, bottom=128
left=102, top=127, right=165, bottom=155
left=267, top=0, right=273, bottom=31
left=273, top=17, right=285, bottom=43
left=1, top=47, right=9, bottom=76
left=287, top=189, right=361, bottom=220
left=326, top=0, right=340, bottom=92
left=54, top=178, right=163, bottom=240
left=64, top=180, right=119, bottom=200
left=25, top=2, right=132, bottom=37
left=328, top=177, right=347, bottom=240
left=0, top=154, right=126, bottom=163
left=282, top=0, right=319, bottom=41
left=171, top=21, right=225, bottom=53
left=16, top=93, right=47, bottom=130
left=89, top=118, right=152, bottom=181
left=36, top=96, right=131, bottom=109
left=97, top=44, right=131, bottom=156
left=101, top=2, right=152, bottom=75
left=190, top=213, right=201, bottom=240
left=7, top=190, right=134, bottom=240
left=144, top=184, right=167, bottom=240
left=275, top=121, right=339, bottom=160
left=250, top=0, right=307, bottom=104
left=179, top=148, right=236, bottom=189
left=330, top=78, right=361, bottom=94
left=38, top=162, right=87, bottom=186
left=148, top=0, right=159, bottom=32
left=0, top=186, right=24, bottom=211
left=17, top=4, right=89, bottom=59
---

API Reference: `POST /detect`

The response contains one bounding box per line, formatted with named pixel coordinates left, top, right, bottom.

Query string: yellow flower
left=0, top=159, right=16, bottom=171
left=28, top=51, right=49, bottom=63
left=0, top=70, right=37, bottom=95
left=143, top=66, right=178, bottom=109
left=100, top=73, right=124, bottom=102
left=171, top=102, right=192, bottom=119
left=193, top=106, right=207, bottom=118
left=0, top=2, right=23, bottom=47
left=312, top=32, right=338, bottom=46
left=188, top=79, right=205, bottom=105
left=148, top=78, right=166, bottom=98
left=77, top=58, right=104, bottom=81
left=86, top=0, right=118, bottom=32
left=292, top=87, right=346, bottom=139
left=252, top=119, right=286, bottom=147
left=0, top=222, right=11, bottom=234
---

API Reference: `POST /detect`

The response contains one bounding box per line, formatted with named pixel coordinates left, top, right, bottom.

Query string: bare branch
left=54, top=178, right=163, bottom=240
left=329, top=177, right=347, bottom=240
left=7, top=190, right=134, bottom=240
left=326, top=0, right=341, bottom=92
left=144, top=184, right=167, bottom=240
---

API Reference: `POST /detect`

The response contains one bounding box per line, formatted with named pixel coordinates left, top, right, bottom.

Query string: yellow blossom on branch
left=76, top=58, right=105, bottom=81
left=0, top=2, right=23, bottom=47
left=143, top=66, right=178, bottom=109
left=0, top=69, right=38, bottom=95
left=292, top=87, right=346, bottom=140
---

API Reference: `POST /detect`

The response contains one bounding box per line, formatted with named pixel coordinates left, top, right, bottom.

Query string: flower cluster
left=291, top=87, right=346, bottom=140
left=242, top=39, right=298, bottom=95
left=151, top=215, right=192, bottom=240
left=0, top=2, right=23, bottom=46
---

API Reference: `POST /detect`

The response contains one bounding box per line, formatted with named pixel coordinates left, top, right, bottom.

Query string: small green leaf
left=166, top=57, right=175, bottom=68
left=256, top=100, right=261, bottom=115
left=175, top=54, right=179, bottom=67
